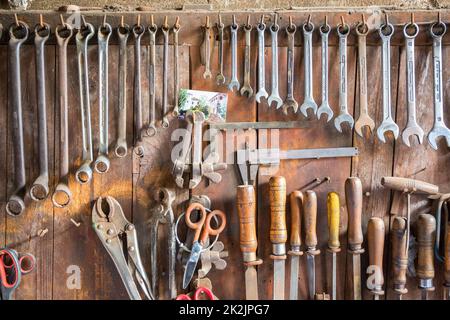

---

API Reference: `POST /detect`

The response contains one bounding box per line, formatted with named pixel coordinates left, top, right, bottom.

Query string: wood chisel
left=288, top=191, right=303, bottom=300
left=327, top=192, right=340, bottom=300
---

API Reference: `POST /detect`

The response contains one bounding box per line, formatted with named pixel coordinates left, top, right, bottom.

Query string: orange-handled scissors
left=182, top=203, right=226, bottom=289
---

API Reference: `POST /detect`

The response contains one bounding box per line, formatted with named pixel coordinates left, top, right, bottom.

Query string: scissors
left=0, top=248, right=35, bottom=300
left=182, top=203, right=226, bottom=289
left=176, top=286, right=215, bottom=300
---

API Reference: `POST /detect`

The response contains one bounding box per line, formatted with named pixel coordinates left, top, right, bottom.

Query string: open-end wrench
left=216, top=15, right=226, bottom=86
left=402, top=21, right=424, bottom=147
left=334, top=22, right=354, bottom=133
left=94, top=21, right=112, bottom=174
left=300, top=19, right=318, bottom=118
left=75, top=21, right=95, bottom=185
left=147, top=18, right=157, bottom=137
left=132, top=22, right=145, bottom=143
left=189, top=111, right=206, bottom=189
left=114, top=20, right=129, bottom=157
left=173, top=18, right=181, bottom=116
left=162, top=20, right=170, bottom=128
left=354, top=18, right=375, bottom=137
left=428, top=20, right=450, bottom=150
left=201, top=17, right=212, bottom=79
left=228, top=16, right=240, bottom=92
left=317, top=19, right=333, bottom=122
left=30, top=21, right=50, bottom=202
left=53, top=20, right=73, bottom=208
left=240, top=18, right=253, bottom=98
left=6, top=21, right=28, bottom=216
left=377, top=19, right=399, bottom=143
left=282, top=21, right=298, bottom=115
left=267, top=14, right=283, bottom=109
left=255, top=15, right=268, bottom=103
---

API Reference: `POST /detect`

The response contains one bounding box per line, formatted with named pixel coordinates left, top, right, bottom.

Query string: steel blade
left=182, top=243, right=202, bottom=289
left=306, top=254, right=316, bottom=300
left=447, top=288, right=450, bottom=300
left=273, top=260, right=285, bottom=300
left=352, top=254, right=362, bottom=300
left=421, top=290, right=428, bottom=300
left=289, top=256, right=299, bottom=300
left=245, top=266, right=259, bottom=300
left=331, top=252, right=336, bottom=300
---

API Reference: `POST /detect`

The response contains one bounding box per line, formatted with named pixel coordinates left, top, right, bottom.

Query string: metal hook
left=14, top=14, right=19, bottom=27
left=232, top=14, right=237, bottom=27
left=260, top=14, right=264, bottom=25
left=39, top=14, right=44, bottom=28
left=324, top=15, right=328, bottom=25
left=411, top=12, right=414, bottom=25
left=246, top=15, right=250, bottom=26
left=205, top=16, right=210, bottom=28
left=307, top=14, right=311, bottom=26
left=289, top=16, right=294, bottom=29
left=384, top=12, right=389, bottom=26
left=175, top=16, right=180, bottom=29
left=163, top=15, right=168, bottom=29
left=340, top=15, right=345, bottom=26
left=120, top=15, right=124, bottom=28
left=274, top=12, right=278, bottom=25
left=81, top=15, right=87, bottom=28
left=102, top=14, right=107, bottom=28
left=136, top=14, right=141, bottom=27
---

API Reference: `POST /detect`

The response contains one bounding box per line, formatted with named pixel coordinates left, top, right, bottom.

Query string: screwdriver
left=367, top=217, right=385, bottom=300
left=416, top=213, right=436, bottom=300
left=327, top=192, right=340, bottom=300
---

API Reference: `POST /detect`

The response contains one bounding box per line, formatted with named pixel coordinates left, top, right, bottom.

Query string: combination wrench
left=147, top=18, right=157, bottom=137
left=216, top=15, right=226, bottom=86
left=75, top=21, right=95, bottom=184
left=6, top=21, right=29, bottom=216
left=267, top=14, right=283, bottom=109
left=317, top=19, right=333, bottom=122
left=30, top=21, right=50, bottom=202
left=94, top=21, right=112, bottom=174
left=300, top=19, right=318, bottom=118
left=255, top=15, right=268, bottom=103
left=334, top=22, right=354, bottom=133
left=173, top=18, right=181, bottom=116
left=240, top=17, right=253, bottom=98
left=53, top=20, right=73, bottom=208
left=132, top=22, right=145, bottom=144
left=201, top=16, right=212, bottom=79
left=162, top=20, right=170, bottom=128
left=282, top=20, right=298, bottom=115
left=228, top=16, right=240, bottom=92
left=401, top=21, right=424, bottom=147
left=427, top=20, right=450, bottom=150
left=377, top=19, right=399, bottom=143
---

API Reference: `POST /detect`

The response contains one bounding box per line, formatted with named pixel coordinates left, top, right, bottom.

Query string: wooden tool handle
left=416, top=214, right=436, bottom=280
left=327, top=192, right=340, bottom=251
left=236, top=185, right=258, bottom=262
left=367, top=217, right=385, bottom=288
left=269, top=176, right=287, bottom=245
left=381, top=177, right=439, bottom=195
left=289, top=191, right=303, bottom=248
left=303, top=190, right=318, bottom=249
left=345, top=177, right=363, bottom=251
left=445, top=224, right=450, bottom=285
left=391, top=217, right=408, bottom=293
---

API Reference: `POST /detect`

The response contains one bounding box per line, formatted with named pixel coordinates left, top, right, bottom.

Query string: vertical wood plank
left=0, top=44, right=7, bottom=247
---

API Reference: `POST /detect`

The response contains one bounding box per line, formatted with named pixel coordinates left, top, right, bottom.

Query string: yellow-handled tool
left=327, top=192, right=341, bottom=300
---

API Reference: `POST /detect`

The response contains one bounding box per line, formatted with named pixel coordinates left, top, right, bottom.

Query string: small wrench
left=240, top=19, right=253, bottom=98
left=282, top=22, right=298, bottom=115
left=376, top=20, right=399, bottom=143
left=30, top=22, right=50, bottom=201
left=267, top=14, right=283, bottom=109
left=132, top=23, right=145, bottom=143
left=428, top=20, right=450, bottom=150
left=189, top=111, right=206, bottom=189
left=401, top=22, right=424, bottom=147
left=216, top=16, right=226, bottom=86
left=228, top=17, right=240, bottom=92
left=201, top=17, right=212, bottom=79
left=354, top=20, right=375, bottom=137
left=173, top=19, right=181, bottom=116
left=94, top=21, right=112, bottom=174
left=75, top=22, right=95, bottom=184
left=147, top=20, right=157, bottom=137
left=300, top=21, right=318, bottom=118
left=6, top=21, right=28, bottom=216
left=255, top=16, right=268, bottom=103
left=162, top=22, right=170, bottom=128
left=317, top=20, right=333, bottom=122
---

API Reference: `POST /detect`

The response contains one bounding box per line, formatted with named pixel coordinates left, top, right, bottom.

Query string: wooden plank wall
left=0, top=10, right=449, bottom=300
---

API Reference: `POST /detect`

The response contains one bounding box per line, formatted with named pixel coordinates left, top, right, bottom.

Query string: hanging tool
left=240, top=15, right=253, bottom=98
left=255, top=15, right=268, bottom=103
left=444, top=223, right=450, bottom=299
left=300, top=16, right=317, bottom=118
left=162, top=17, right=170, bottom=128
left=282, top=17, right=298, bottom=115
left=367, top=217, right=385, bottom=300
left=92, top=196, right=154, bottom=300
left=0, top=248, right=35, bottom=300
left=147, top=15, right=157, bottom=136
left=173, top=17, right=181, bottom=116
left=391, top=216, right=408, bottom=299
left=176, top=287, right=215, bottom=300
left=228, top=15, right=240, bottom=92
left=288, top=191, right=303, bottom=300
left=201, top=16, right=212, bottom=79
left=303, top=190, right=319, bottom=300
left=416, top=213, right=436, bottom=300
left=133, top=16, right=145, bottom=142
left=198, top=241, right=228, bottom=278
left=345, top=177, right=364, bottom=300
left=216, top=14, right=225, bottom=86
left=267, top=13, right=282, bottom=109
left=149, top=188, right=176, bottom=299
left=236, top=185, right=262, bottom=300
left=327, top=192, right=340, bottom=300
left=317, top=16, right=333, bottom=122
left=182, top=203, right=226, bottom=289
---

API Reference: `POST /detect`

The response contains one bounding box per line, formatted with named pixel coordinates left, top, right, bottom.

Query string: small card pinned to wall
left=178, top=89, right=227, bottom=123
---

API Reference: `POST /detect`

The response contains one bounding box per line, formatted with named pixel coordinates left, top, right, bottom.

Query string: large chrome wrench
left=377, top=21, right=399, bottom=143
left=228, top=18, right=240, bottom=92
left=53, top=22, right=73, bottom=208
left=75, top=22, right=95, bottom=184
left=300, top=21, right=318, bottom=118
left=147, top=21, right=157, bottom=137
left=132, top=23, right=145, bottom=143
left=6, top=22, right=28, bottom=216
left=162, top=24, right=170, bottom=128
left=402, top=22, right=424, bottom=147
left=334, top=23, right=354, bottom=133
left=240, top=21, right=254, bottom=98
left=30, top=22, right=50, bottom=202
left=428, top=21, right=450, bottom=150
left=267, top=14, right=282, bottom=108
left=317, top=21, right=333, bottom=122
left=173, top=20, right=181, bottom=116
left=255, top=16, right=268, bottom=103
left=282, top=23, right=298, bottom=115
left=94, top=22, right=112, bottom=174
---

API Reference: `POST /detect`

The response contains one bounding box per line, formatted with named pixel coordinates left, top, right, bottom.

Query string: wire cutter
left=0, top=248, right=35, bottom=300
left=92, top=196, right=154, bottom=300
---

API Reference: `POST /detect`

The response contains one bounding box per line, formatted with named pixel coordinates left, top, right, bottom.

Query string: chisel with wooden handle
left=303, top=190, right=320, bottom=300
left=269, top=176, right=287, bottom=300
left=345, top=177, right=364, bottom=300
left=327, top=192, right=340, bottom=300
left=391, top=216, right=408, bottom=299
left=288, top=191, right=303, bottom=300
left=445, top=223, right=450, bottom=300
left=417, top=213, right=436, bottom=300
left=367, top=217, right=385, bottom=300
left=236, top=185, right=262, bottom=300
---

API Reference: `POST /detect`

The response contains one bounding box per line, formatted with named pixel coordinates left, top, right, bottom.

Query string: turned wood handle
left=368, top=217, right=385, bottom=287
left=289, top=191, right=303, bottom=247
left=381, top=177, right=439, bottom=195
left=269, top=176, right=287, bottom=245
left=303, top=190, right=318, bottom=249
left=345, top=177, right=363, bottom=251
left=391, top=217, right=408, bottom=292
left=416, top=214, right=436, bottom=280
left=236, top=185, right=258, bottom=258
left=445, top=224, right=450, bottom=285
left=327, top=192, right=340, bottom=251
